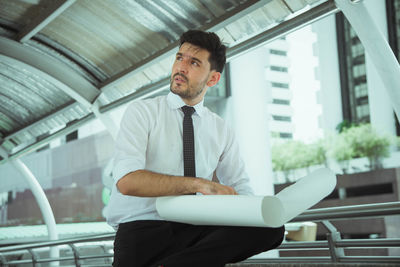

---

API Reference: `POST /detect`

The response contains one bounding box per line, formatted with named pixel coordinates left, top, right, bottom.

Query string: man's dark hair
left=179, top=30, right=226, bottom=73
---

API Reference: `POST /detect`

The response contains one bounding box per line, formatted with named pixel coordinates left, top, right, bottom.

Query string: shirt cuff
left=113, top=159, right=144, bottom=193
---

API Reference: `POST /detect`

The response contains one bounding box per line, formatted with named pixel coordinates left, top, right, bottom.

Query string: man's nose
left=176, top=60, right=189, bottom=74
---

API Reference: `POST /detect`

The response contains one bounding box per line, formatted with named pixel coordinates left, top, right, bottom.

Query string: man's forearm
left=117, top=169, right=237, bottom=197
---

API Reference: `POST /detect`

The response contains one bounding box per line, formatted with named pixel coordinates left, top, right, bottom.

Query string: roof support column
left=92, top=102, right=118, bottom=140
left=11, top=159, right=59, bottom=266
left=91, top=101, right=117, bottom=213
left=335, top=0, right=400, bottom=122
left=0, top=147, right=59, bottom=265
left=229, top=46, right=274, bottom=196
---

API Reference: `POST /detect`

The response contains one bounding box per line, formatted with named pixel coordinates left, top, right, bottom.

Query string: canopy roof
left=0, top=0, right=337, bottom=164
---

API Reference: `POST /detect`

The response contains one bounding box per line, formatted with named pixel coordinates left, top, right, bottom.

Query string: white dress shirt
left=105, top=92, right=253, bottom=228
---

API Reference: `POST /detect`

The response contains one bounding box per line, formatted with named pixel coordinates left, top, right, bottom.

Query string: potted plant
left=307, top=139, right=328, bottom=168
left=329, top=131, right=355, bottom=173
left=340, top=124, right=391, bottom=170
left=271, top=140, right=306, bottom=181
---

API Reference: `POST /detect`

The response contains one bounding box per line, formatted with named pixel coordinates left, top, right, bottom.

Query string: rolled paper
left=157, top=195, right=284, bottom=227
left=275, top=168, right=337, bottom=223
left=156, top=168, right=336, bottom=227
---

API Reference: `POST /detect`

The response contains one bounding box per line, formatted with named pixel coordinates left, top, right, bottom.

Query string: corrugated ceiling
left=0, top=0, right=337, bottom=164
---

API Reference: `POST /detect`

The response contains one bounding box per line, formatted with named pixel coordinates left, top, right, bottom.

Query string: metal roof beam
left=16, top=0, right=76, bottom=43
left=3, top=101, right=79, bottom=143
left=0, top=146, right=9, bottom=160
left=227, top=0, right=338, bottom=60
left=98, top=0, right=273, bottom=93
left=0, top=113, right=95, bottom=165
left=100, top=77, right=170, bottom=113
left=0, top=37, right=99, bottom=108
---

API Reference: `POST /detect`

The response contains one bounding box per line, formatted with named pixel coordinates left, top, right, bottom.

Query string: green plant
left=271, top=141, right=304, bottom=180
left=336, top=120, right=357, bottom=133
left=329, top=131, right=355, bottom=173
left=271, top=124, right=394, bottom=177
left=341, top=124, right=391, bottom=170
left=271, top=139, right=327, bottom=179
left=307, top=139, right=328, bottom=167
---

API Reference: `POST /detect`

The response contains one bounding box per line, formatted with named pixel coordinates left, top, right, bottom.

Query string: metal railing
left=1, top=201, right=400, bottom=266
left=0, top=233, right=115, bottom=267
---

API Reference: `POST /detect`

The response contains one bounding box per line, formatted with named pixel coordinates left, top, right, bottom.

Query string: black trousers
left=113, top=220, right=285, bottom=267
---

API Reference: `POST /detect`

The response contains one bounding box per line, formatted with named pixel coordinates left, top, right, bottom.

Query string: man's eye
left=192, top=61, right=199, bottom=66
left=176, top=56, right=183, bottom=61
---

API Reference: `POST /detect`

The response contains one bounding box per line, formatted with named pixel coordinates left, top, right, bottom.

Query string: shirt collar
left=167, top=92, right=206, bottom=117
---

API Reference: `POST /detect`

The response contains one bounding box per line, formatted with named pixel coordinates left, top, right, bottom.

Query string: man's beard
left=170, top=73, right=207, bottom=100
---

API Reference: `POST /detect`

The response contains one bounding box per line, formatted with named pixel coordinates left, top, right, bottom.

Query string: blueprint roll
left=275, top=168, right=337, bottom=223
left=156, top=194, right=284, bottom=227
left=156, top=168, right=336, bottom=227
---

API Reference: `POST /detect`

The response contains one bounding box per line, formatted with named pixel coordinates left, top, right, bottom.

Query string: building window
left=66, top=130, right=78, bottom=143
left=336, top=13, right=370, bottom=124
left=272, top=99, right=290, bottom=105
left=273, top=115, right=292, bottom=122
left=351, top=42, right=364, bottom=58
left=270, top=49, right=287, bottom=56
left=279, top=132, right=293, bottom=139
left=270, top=66, right=288, bottom=72
left=352, top=64, right=366, bottom=77
left=271, top=82, right=289, bottom=89
left=356, top=104, right=370, bottom=122
left=354, top=84, right=368, bottom=98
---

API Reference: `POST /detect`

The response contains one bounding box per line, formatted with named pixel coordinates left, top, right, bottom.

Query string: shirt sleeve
left=112, top=101, right=150, bottom=187
left=215, top=124, right=254, bottom=196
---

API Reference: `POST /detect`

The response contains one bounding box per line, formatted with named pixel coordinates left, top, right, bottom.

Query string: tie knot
left=181, top=106, right=195, bottom=117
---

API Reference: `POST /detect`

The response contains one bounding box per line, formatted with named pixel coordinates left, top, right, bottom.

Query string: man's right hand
left=117, top=169, right=238, bottom=197
left=195, top=178, right=238, bottom=195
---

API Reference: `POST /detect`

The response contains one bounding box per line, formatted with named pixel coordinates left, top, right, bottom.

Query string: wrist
left=188, top=177, right=200, bottom=194
left=190, top=177, right=212, bottom=195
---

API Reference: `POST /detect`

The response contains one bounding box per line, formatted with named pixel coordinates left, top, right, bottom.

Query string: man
left=105, top=30, right=285, bottom=267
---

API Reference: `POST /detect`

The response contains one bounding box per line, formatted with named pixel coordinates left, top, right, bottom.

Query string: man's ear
left=206, top=71, right=221, bottom=87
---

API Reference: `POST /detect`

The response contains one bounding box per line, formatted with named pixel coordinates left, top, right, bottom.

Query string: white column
left=335, top=0, right=400, bottom=133
left=312, top=15, right=343, bottom=133
left=92, top=100, right=118, bottom=218
left=363, top=0, right=396, bottom=135
left=229, top=46, right=274, bottom=196
left=92, top=101, right=118, bottom=140
left=12, top=159, right=59, bottom=265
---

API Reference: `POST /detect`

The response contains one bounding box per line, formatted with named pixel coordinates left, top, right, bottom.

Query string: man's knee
left=250, top=225, right=285, bottom=251
left=269, top=225, right=285, bottom=249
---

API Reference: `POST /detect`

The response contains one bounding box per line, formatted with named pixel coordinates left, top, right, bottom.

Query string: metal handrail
left=1, top=201, right=399, bottom=265
left=278, top=238, right=400, bottom=249
left=292, top=201, right=400, bottom=222
left=336, top=238, right=400, bottom=247
left=0, top=233, right=115, bottom=253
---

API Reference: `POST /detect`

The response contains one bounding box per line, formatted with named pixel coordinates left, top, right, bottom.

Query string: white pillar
left=229, top=46, right=274, bottom=196
left=92, top=101, right=118, bottom=140
left=363, top=0, right=397, bottom=135
left=335, top=0, right=400, bottom=132
left=312, top=15, right=343, bottom=133
left=12, top=159, right=59, bottom=266
left=92, top=100, right=118, bottom=218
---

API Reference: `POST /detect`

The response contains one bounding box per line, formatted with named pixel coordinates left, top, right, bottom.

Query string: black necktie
left=181, top=106, right=196, bottom=177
